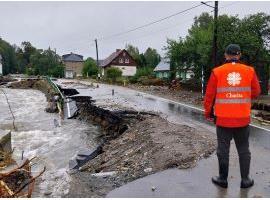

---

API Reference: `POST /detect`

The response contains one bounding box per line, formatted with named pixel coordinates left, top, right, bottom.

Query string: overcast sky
left=1, top=1, right=270, bottom=59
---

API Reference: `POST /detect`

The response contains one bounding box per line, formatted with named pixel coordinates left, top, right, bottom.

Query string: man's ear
left=238, top=53, right=242, bottom=59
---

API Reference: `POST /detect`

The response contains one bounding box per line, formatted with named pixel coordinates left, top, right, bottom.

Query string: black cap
left=225, top=44, right=241, bottom=55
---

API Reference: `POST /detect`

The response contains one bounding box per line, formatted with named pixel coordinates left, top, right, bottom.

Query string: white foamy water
left=0, top=88, right=100, bottom=197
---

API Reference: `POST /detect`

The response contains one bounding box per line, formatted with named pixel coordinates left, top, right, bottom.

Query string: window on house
left=123, top=52, right=126, bottom=56
left=125, top=58, right=129, bottom=63
left=119, top=58, right=123, bottom=63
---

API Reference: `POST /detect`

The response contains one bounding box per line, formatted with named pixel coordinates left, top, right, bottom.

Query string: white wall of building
left=111, top=65, right=137, bottom=76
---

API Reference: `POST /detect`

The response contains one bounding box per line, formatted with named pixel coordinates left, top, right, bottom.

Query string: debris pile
left=0, top=76, right=16, bottom=85
left=81, top=115, right=215, bottom=177
left=0, top=130, right=45, bottom=198
left=0, top=158, right=45, bottom=198
left=254, top=112, right=270, bottom=125
left=128, top=85, right=203, bottom=106
left=252, top=102, right=270, bottom=112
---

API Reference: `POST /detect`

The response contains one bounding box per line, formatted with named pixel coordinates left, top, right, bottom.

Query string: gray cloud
left=1, top=1, right=270, bottom=59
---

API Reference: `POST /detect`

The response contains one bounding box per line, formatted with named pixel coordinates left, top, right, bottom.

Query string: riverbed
left=0, top=88, right=100, bottom=197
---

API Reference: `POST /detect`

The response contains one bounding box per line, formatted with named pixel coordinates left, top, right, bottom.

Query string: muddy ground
left=128, top=84, right=203, bottom=107
left=67, top=100, right=216, bottom=197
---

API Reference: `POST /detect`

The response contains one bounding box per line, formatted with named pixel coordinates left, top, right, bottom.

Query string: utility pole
left=94, top=39, right=101, bottom=79
left=201, top=1, right=218, bottom=97
left=212, top=1, right=218, bottom=68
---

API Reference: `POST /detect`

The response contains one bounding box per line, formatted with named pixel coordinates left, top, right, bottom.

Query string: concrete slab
left=77, top=149, right=95, bottom=157
left=69, top=159, right=78, bottom=170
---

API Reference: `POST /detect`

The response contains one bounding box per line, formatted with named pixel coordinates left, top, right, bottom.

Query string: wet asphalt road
left=56, top=79, right=270, bottom=198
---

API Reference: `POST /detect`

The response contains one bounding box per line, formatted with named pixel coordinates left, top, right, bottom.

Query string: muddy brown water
left=0, top=88, right=100, bottom=197
left=56, top=79, right=270, bottom=198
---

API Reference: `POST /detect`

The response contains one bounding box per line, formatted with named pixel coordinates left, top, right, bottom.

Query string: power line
left=98, top=2, right=207, bottom=41
left=58, top=2, right=237, bottom=56
left=96, top=2, right=239, bottom=47
left=71, top=1, right=238, bottom=58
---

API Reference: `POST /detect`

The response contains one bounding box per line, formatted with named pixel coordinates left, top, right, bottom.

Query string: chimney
left=116, top=49, right=121, bottom=52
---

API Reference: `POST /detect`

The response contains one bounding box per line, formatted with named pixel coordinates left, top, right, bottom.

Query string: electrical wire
left=53, top=1, right=239, bottom=58
left=96, top=1, right=240, bottom=47
left=97, top=2, right=207, bottom=41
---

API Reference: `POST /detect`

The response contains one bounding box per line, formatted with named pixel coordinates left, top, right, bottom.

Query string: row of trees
left=0, top=40, right=64, bottom=77
left=125, top=45, right=161, bottom=69
left=164, top=12, right=270, bottom=94
left=16, top=42, right=64, bottom=77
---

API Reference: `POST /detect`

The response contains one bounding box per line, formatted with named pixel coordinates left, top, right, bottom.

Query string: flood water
left=0, top=88, right=100, bottom=197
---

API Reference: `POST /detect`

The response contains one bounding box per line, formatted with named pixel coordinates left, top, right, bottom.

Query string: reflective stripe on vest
left=215, top=98, right=251, bottom=104
left=216, top=86, right=251, bottom=93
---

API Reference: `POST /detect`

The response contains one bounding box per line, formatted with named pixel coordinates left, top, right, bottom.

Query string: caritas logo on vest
left=226, top=72, right=243, bottom=98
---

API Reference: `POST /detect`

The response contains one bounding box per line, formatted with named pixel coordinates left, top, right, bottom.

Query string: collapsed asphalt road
left=56, top=79, right=270, bottom=198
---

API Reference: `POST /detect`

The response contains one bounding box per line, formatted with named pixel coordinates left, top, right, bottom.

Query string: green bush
left=134, top=67, right=153, bottom=79
left=114, top=77, right=127, bottom=85
left=129, top=76, right=138, bottom=84
left=91, top=75, right=97, bottom=79
left=138, top=76, right=164, bottom=86
left=82, top=57, right=98, bottom=77
left=106, top=67, right=122, bottom=82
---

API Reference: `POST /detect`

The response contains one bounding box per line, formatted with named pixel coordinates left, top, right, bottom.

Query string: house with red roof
left=99, top=49, right=137, bottom=77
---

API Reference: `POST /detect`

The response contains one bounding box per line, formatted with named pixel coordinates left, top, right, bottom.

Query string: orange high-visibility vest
left=213, top=62, right=255, bottom=118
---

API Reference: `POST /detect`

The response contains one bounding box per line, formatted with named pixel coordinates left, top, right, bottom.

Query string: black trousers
left=216, top=125, right=251, bottom=179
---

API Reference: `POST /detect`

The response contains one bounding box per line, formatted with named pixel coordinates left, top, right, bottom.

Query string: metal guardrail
left=44, top=76, right=64, bottom=99
left=44, top=76, right=78, bottom=119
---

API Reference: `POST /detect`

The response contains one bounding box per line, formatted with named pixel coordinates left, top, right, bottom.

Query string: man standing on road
left=204, top=44, right=261, bottom=188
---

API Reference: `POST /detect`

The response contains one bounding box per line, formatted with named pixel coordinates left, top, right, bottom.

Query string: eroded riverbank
left=0, top=87, right=101, bottom=197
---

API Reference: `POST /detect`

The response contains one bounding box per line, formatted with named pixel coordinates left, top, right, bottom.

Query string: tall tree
left=82, top=57, right=98, bottom=77
left=143, top=48, right=161, bottom=68
left=164, top=12, right=270, bottom=94
left=0, top=38, right=17, bottom=75
left=125, top=44, right=161, bottom=69
left=125, top=44, right=143, bottom=67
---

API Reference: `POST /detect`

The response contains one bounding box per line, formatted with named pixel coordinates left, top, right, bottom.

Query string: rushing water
left=0, top=88, right=100, bottom=197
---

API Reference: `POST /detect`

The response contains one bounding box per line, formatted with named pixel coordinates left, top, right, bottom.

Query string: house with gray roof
left=153, top=59, right=170, bottom=79
left=154, top=59, right=195, bottom=80
left=62, top=52, right=84, bottom=78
